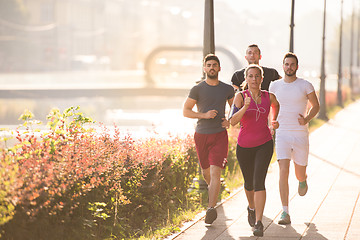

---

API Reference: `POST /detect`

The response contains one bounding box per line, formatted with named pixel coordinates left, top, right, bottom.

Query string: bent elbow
left=315, top=105, right=320, bottom=114
left=182, top=108, right=188, bottom=118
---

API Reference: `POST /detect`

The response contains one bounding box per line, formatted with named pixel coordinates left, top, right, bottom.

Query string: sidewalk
left=168, top=100, right=360, bottom=240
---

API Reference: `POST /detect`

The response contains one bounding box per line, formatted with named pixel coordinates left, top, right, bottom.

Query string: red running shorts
left=194, top=130, right=228, bottom=169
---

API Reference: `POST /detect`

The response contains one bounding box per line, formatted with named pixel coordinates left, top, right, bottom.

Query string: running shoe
left=205, top=207, right=217, bottom=224
left=278, top=211, right=291, bottom=225
left=247, top=206, right=256, bottom=227
left=298, top=180, right=308, bottom=196
left=253, top=220, right=264, bottom=237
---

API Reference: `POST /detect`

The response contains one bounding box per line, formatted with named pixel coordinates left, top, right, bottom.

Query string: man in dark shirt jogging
left=231, top=44, right=281, bottom=91
left=183, top=54, right=235, bottom=225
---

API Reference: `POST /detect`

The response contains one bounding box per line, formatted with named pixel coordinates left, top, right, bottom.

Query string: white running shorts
left=275, top=130, right=309, bottom=166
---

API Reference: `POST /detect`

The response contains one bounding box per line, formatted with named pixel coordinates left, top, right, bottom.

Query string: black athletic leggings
left=236, top=140, right=273, bottom=192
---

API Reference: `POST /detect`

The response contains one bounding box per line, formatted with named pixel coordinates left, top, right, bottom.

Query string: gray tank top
left=188, top=80, right=234, bottom=134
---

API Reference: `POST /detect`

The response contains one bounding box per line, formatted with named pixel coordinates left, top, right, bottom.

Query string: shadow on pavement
left=238, top=216, right=302, bottom=239
left=201, top=205, right=236, bottom=240
left=302, top=222, right=328, bottom=240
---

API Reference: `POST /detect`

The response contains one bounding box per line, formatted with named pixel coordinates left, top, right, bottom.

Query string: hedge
left=0, top=107, right=241, bottom=239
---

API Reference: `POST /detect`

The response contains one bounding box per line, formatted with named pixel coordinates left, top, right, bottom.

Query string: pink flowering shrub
left=0, top=107, right=198, bottom=239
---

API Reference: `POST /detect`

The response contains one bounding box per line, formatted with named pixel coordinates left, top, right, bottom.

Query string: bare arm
left=298, top=91, right=320, bottom=125
left=221, top=96, right=235, bottom=129
left=269, top=93, right=280, bottom=130
left=183, top=97, right=218, bottom=119
left=227, top=96, right=234, bottom=108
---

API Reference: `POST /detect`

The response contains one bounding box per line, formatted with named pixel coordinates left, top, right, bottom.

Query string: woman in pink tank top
left=229, top=64, right=279, bottom=237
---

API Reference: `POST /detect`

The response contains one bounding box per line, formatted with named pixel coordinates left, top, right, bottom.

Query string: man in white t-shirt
left=269, top=52, right=320, bottom=225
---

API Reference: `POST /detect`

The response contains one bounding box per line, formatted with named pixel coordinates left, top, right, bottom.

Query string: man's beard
left=207, top=72, right=218, bottom=79
left=285, top=70, right=296, bottom=77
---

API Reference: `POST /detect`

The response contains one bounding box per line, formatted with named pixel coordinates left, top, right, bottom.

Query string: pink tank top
left=237, top=90, right=272, bottom=148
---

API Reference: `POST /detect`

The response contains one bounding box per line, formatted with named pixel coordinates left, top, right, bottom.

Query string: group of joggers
left=183, top=44, right=320, bottom=237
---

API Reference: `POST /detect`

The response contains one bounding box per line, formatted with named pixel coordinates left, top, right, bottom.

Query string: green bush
left=0, top=149, right=18, bottom=228
left=0, top=107, right=199, bottom=239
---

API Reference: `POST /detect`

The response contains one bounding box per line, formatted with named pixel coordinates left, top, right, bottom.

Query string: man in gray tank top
left=183, top=54, right=234, bottom=224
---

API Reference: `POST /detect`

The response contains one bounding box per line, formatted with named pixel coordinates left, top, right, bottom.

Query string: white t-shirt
left=269, top=78, right=315, bottom=131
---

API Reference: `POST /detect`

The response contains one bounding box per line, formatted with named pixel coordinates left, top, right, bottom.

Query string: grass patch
left=309, top=98, right=358, bottom=132
left=139, top=205, right=203, bottom=240
left=134, top=167, right=243, bottom=239
left=224, top=167, right=243, bottom=191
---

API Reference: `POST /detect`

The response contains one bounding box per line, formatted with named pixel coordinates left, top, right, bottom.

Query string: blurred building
left=0, top=0, right=349, bottom=78
left=0, top=0, right=205, bottom=72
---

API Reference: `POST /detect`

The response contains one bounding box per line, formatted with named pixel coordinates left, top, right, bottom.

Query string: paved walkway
left=167, top=100, right=360, bottom=240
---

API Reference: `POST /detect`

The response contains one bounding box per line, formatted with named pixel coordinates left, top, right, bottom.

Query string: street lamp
left=358, top=3, right=360, bottom=67
left=203, top=0, right=215, bottom=57
left=289, top=0, right=295, bottom=52
left=337, top=0, right=344, bottom=107
left=349, top=0, right=355, bottom=101
left=201, top=0, right=215, bottom=81
left=318, top=0, right=328, bottom=120
left=357, top=0, right=360, bottom=92
left=190, top=0, right=215, bottom=192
